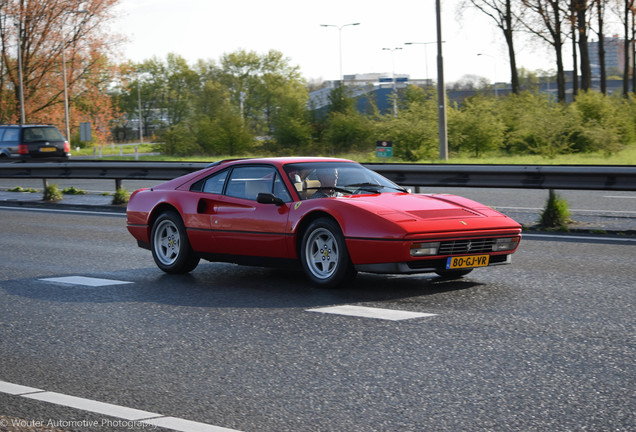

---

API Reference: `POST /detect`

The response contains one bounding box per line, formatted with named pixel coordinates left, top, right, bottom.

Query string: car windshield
left=283, top=161, right=406, bottom=200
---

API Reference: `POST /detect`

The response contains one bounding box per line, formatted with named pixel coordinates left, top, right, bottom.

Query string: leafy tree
left=164, top=54, right=199, bottom=126
left=520, top=0, right=569, bottom=102
left=375, top=86, right=439, bottom=161
left=160, top=123, right=200, bottom=156
left=0, top=0, right=121, bottom=137
left=449, top=94, right=505, bottom=157
left=463, top=0, right=523, bottom=94
left=271, top=96, right=312, bottom=153
left=326, top=85, right=355, bottom=114
left=323, top=111, right=373, bottom=155
left=208, top=110, right=253, bottom=156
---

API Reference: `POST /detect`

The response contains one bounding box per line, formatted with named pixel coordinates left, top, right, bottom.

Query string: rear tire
left=151, top=210, right=200, bottom=274
left=300, top=218, right=355, bottom=288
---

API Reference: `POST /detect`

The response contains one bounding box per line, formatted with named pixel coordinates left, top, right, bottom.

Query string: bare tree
left=595, top=0, right=608, bottom=94
left=570, top=0, right=579, bottom=94
left=464, top=0, right=523, bottom=93
left=611, top=0, right=636, bottom=96
left=574, top=0, right=592, bottom=90
left=521, top=0, right=569, bottom=102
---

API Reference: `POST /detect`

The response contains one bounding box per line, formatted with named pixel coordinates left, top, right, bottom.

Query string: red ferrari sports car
left=126, top=157, right=521, bottom=288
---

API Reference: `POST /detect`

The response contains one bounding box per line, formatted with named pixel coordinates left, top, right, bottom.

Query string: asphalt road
left=0, top=208, right=634, bottom=432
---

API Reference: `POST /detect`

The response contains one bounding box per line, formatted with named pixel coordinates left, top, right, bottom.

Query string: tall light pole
left=436, top=0, right=448, bottom=161
left=320, top=23, right=360, bottom=86
left=60, top=10, right=88, bottom=141
left=477, top=53, right=498, bottom=96
left=404, top=41, right=438, bottom=85
left=137, top=79, right=143, bottom=144
left=15, top=18, right=26, bottom=124
left=61, top=48, right=71, bottom=140
left=382, top=47, right=402, bottom=116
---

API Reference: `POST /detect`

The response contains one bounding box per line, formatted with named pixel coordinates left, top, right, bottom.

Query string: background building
left=589, top=35, right=632, bottom=77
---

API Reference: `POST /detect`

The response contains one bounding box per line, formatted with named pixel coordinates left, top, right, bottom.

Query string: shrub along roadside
left=539, top=190, right=572, bottom=230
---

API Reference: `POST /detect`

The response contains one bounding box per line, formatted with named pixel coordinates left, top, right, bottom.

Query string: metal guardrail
left=0, top=160, right=635, bottom=191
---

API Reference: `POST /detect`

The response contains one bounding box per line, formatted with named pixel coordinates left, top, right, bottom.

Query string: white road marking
left=0, top=381, right=43, bottom=395
left=39, top=276, right=133, bottom=287
left=24, top=392, right=159, bottom=421
left=307, top=305, right=436, bottom=321
left=0, top=380, right=242, bottom=432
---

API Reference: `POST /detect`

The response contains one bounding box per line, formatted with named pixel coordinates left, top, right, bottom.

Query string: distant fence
left=0, top=161, right=635, bottom=191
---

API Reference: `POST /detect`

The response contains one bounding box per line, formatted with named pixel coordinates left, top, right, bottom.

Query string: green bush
left=539, top=190, right=571, bottom=229
left=502, top=93, right=577, bottom=157
left=43, top=184, right=63, bottom=202
left=112, top=188, right=130, bottom=205
left=569, top=91, right=634, bottom=154
left=62, top=186, right=87, bottom=195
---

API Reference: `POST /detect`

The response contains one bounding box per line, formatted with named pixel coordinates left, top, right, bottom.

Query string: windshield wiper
left=344, top=183, right=408, bottom=193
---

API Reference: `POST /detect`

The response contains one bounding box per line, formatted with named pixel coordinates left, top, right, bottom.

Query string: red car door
left=199, top=165, right=293, bottom=258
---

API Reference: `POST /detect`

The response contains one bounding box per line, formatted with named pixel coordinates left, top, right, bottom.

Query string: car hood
left=333, top=192, right=521, bottom=237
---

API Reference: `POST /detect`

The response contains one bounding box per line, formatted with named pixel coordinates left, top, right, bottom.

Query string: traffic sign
left=376, top=140, right=393, bottom=158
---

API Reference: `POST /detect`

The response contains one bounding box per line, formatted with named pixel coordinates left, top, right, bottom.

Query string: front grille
left=438, top=238, right=496, bottom=255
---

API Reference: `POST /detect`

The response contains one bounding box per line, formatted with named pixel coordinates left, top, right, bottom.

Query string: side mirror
left=257, top=192, right=284, bottom=206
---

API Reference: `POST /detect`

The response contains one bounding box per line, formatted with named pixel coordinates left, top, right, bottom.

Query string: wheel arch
left=148, top=202, right=182, bottom=232
left=295, top=210, right=344, bottom=259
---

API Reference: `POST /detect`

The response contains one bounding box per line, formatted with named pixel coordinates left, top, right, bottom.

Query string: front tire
left=434, top=268, right=473, bottom=279
left=300, top=218, right=355, bottom=288
left=151, top=210, right=200, bottom=274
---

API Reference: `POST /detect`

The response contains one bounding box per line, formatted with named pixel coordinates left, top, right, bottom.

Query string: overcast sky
left=111, top=0, right=560, bottom=84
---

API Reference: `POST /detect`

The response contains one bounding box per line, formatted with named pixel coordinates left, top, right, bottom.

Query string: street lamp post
left=61, top=48, right=71, bottom=140
left=404, top=41, right=437, bottom=84
left=477, top=53, right=498, bottom=96
left=436, top=0, right=448, bottom=160
left=15, top=21, right=26, bottom=125
left=60, top=10, right=88, bottom=141
left=382, top=47, right=402, bottom=116
left=320, top=23, right=360, bottom=86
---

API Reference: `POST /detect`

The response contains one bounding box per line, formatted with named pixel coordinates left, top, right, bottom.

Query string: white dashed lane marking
left=307, top=305, right=436, bottom=321
left=39, top=276, right=133, bottom=287
left=0, top=380, right=242, bottom=432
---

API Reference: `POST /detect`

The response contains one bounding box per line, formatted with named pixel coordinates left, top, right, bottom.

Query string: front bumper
left=354, top=254, right=512, bottom=274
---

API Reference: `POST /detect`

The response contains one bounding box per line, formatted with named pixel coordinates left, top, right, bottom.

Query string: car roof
left=0, top=124, right=57, bottom=128
left=215, top=157, right=356, bottom=168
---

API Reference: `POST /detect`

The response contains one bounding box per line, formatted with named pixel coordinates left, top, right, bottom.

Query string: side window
left=226, top=166, right=276, bottom=201
left=202, top=170, right=228, bottom=194
left=2, top=129, right=19, bottom=142
left=273, top=174, right=292, bottom=202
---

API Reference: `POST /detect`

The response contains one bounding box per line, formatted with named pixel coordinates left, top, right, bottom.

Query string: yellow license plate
left=446, top=255, right=490, bottom=269
left=40, top=147, right=57, bottom=152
